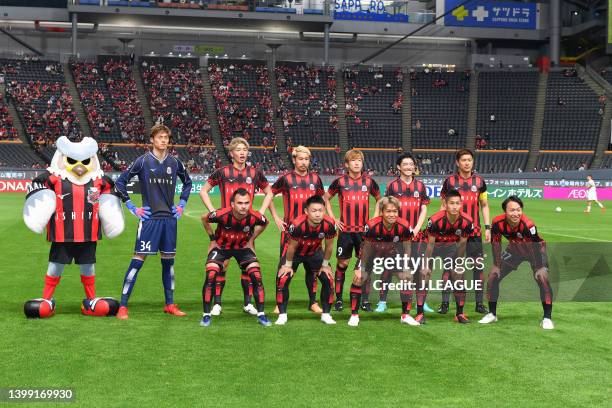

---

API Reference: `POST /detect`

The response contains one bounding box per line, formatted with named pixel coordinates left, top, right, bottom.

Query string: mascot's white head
left=48, top=136, right=104, bottom=185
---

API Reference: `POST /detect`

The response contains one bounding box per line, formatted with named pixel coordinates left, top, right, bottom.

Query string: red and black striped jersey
left=384, top=177, right=430, bottom=228
left=327, top=173, right=380, bottom=232
left=491, top=213, right=546, bottom=267
left=441, top=173, right=486, bottom=236
left=285, top=214, right=337, bottom=257
left=271, top=171, right=325, bottom=224
left=425, top=210, right=474, bottom=243
left=363, top=216, right=413, bottom=242
left=26, top=171, right=113, bottom=243
left=207, top=164, right=269, bottom=208
left=208, top=208, right=268, bottom=249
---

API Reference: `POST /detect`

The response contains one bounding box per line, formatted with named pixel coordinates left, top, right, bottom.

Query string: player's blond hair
left=344, top=148, right=364, bottom=163
left=377, top=196, right=401, bottom=213
left=150, top=123, right=171, bottom=140
left=292, top=145, right=311, bottom=159
left=227, top=137, right=250, bottom=152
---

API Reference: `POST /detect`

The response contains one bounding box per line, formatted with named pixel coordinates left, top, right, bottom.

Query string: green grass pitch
left=1, top=192, right=610, bottom=407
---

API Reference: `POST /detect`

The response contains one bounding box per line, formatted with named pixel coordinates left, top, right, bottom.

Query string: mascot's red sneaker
left=81, top=297, right=120, bottom=317
left=116, top=306, right=129, bottom=320
left=164, top=304, right=187, bottom=316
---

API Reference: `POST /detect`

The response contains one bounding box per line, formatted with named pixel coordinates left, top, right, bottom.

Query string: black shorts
left=467, top=235, right=484, bottom=258
left=501, top=247, right=548, bottom=274
left=207, top=248, right=258, bottom=269
left=279, top=232, right=290, bottom=257
left=280, top=250, right=324, bottom=274
left=49, top=242, right=97, bottom=265
left=337, top=232, right=363, bottom=259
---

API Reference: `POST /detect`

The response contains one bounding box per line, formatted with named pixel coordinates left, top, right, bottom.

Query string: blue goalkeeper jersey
left=115, top=151, right=192, bottom=219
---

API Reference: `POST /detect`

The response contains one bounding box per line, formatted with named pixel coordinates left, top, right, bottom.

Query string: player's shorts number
left=139, top=241, right=152, bottom=252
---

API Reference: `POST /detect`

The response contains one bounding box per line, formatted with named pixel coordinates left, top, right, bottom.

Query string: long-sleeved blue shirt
left=114, top=151, right=192, bottom=219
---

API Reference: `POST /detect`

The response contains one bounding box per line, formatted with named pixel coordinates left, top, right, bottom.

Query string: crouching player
left=418, top=189, right=474, bottom=324
left=479, top=196, right=554, bottom=329
left=200, top=188, right=271, bottom=327
left=276, top=195, right=337, bottom=325
left=348, top=197, right=416, bottom=327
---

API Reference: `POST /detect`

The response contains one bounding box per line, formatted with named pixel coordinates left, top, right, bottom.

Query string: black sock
left=542, top=302, right=552, bottom=319
left=489, top=301, right=497, bottom=316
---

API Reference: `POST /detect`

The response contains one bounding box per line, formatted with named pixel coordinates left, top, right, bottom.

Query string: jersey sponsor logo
left=150, top=168, right=156, bottom=173
left=529, top=226, right=537, bottom=235
left=57, top=193, right=71, bottom=200
left=228, top=178, right=236, bottom=182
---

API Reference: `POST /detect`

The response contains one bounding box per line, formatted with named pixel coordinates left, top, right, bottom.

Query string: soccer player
left=266, top=145, right=326, bottom=314
left=114, top=124, right=192, bottom=320
left=374, top=152, right=431, bottom=313
left=439, top=149, right=490, bottom=315
left=479, top=196, right=554, bottom=329
left=199, top=137, right=274, bottom=316
left=584, top=175, right=605, bottom=214
left=275, top=195, right=337, bottom=325
left=324, top=149, right=380, bottom=312
left=200, top=188, right=270, bottom=327
left=348, top=196, right=417, bottom=327
left=418, top=189, right=474, bottom=324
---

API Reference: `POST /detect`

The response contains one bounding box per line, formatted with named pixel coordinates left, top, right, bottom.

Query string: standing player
left=324, top=149, right=380, bottom=312
left=584, top=175, right=605, bottom=214
left=418, top=189, right=474, bottom=324
left=439, top=149, right=490, bottom=315
left=479, top=196, right=554, bottom=329
left=266, top=146, right=326, bottom=314
left=114, top=124, right=192, bottom=320
left=275, top=195, right=337, bottom=325
left=348, top=197, right=417, bottom=327
left=374, top=152, right=432, bottom=313
left=200, top=188, right=271, bottom=327
left=199, top=137, right=274, bottom=316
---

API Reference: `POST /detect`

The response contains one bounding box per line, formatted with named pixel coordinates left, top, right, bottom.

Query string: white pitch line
left=539, top=230, right=610, bottom=242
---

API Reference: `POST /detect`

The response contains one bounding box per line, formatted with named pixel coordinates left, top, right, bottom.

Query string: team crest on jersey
left=246, top=177, right=252, bottom=184
left=361, top=185, right=367, bottom=192
left=393, top=236, right=400, bottom=242
left=471, top=185, right=478, bottom=192
left=413, top=191, right=420, bottom=198
left=167, top=166, right=172, bottom=175
left=516, top=232, right=523, bottom=239
left=209, top=211, right=216, bottom=219
left=243, top=226, right=251, bottom=233
left=318, top=232, right=325, bottom=239
left=455, top=229, right=462, bottom=236
left=309, top=184, right=315, bottom=191
left=87, top=187, right=100, bottom=204
left=364, top=224, right=369, bottom=233
left=288, top=224, right=295, bottom=233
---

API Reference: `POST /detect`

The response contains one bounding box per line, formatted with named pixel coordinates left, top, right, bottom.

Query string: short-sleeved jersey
left=491, top=213, right=546, bottom=267
left=208, top=207, right=268, bottom=249
left=441, top=173, right=486, bottom=235
left=363, top=216, right=413, bottom=243
left=327, top=173, right=380, bottom=232
left=114, top=151, right=192, bottom=219
left=425, top=210, right=474, bottom=243
left=587, top=179, right=596, bottom=193
left=286, top=214, right=337, bottom=257
left=27, top=171, right=114, bottom=243
left=384, top=177, right=430, bottom=228
left=207, top=164, right=269, bottom=208
left=271, top=171, right=325, bottom=224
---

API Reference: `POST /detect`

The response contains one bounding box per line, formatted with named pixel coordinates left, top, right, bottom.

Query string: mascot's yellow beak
left=64, top=157, right=93, bottom=178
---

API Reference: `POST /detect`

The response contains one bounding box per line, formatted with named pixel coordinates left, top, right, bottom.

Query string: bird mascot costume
left=22, top=136, right=125, bottom=318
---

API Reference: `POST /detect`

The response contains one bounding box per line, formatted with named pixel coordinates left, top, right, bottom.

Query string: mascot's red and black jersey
left=26, top=171, right=114, bottom=243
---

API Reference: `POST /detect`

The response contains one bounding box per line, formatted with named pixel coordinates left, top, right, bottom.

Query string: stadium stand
left=601, top=153, right=612, bottom=169
left=275, top=62, right=339, bottom=147
left=247, top=148, right=287, bottom=174
left=0, top=143, right=46, bottom=168
left=361, top=149, right=401, bottom=176
left=208, top=60, right=275, bottom=146
left=310, top=150, right=343, bottom=175
left=476, top=70, right=539, bottom=150
left=0, top=101, right=17, bottom=140
left=411, top=69, right=470, bottom=149
left=475, top=152, right=529, bottom=173
left=534, top=153, right=592, bottom=172
left=344, top=67, right=403, bottom=148
left=140, top=57, right=211, bottom=145
left=2, top=58, right=82, bottom=144
left=541, top=69, right=602, bottom=150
